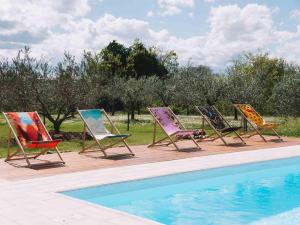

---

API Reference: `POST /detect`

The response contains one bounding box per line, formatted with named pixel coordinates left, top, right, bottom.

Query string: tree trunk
left=42, top=113, right=46, bottom=125
left=111, top=107, right=116, bottom=116
left=53, top=121, right=62, bottom=134
left=186, top=106, right=190, bottom=115
left=137, top=106, right=141, bottom=115
left=71, top=111, right=75, bottom=118
left=130, top=109, right=135, bottom=120
left=127, top=112, right=130, bottom=131
left=111, top=103, right=115, bottom=116
left=234, top=108, right=238, bottom=120
left=243, top=118, right=248, bottom=132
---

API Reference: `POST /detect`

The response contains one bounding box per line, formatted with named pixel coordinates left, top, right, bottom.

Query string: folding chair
left=2, top=111, right=65, bottom=167
left=195, top=105, right=245, bottom=145
left=148, top=107, right=203, bottom=151
left=78, top=109, right=134, bottom=157
left=233, top=104, right=282, bottom=142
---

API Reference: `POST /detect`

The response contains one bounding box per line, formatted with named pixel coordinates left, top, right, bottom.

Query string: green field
left=0, top=114, right=299, bottom=158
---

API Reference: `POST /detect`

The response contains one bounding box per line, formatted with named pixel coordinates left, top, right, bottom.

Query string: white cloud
left=290, top=9, right=300, bottom=20
left=155, top=4, right=298, bottom=68
left=204, top=0, right=215, bottom=3
left=158, top=0, right=195, bottom=16
left=30, top=14, right=170, bottom=61
left=147, top=10, right=155, bottom=17
left=0, top=2, right=300, bottom=69
left=0, top=0, right=90, bottom=58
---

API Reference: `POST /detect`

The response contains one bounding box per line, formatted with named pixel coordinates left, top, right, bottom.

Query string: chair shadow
left=6, top=159, right=66, bottom=170
left=82, top=152, right=135, bottom=160
left=178, top=147, right=204, bottom=152
left=223, top=142, right=250, bottom=148
left=151, top=145, right=203, bottom=152
left=268, top=138, right=285, bottom=143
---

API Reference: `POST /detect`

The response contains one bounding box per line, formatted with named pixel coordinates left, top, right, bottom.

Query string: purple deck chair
left=148, top=107, right=204, bottom=151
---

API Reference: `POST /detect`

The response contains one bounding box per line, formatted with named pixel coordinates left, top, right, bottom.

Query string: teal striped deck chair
left=78, top=109, right=134, bottom=158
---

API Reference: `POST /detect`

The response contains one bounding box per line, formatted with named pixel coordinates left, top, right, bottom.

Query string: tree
left=171, top=65, right=223, bottom=114
left=272, top=65, right=300, bottom=116
left=33, top=53, right=88, bottom=133
left=4, top=47, right=39, bottom=111
left=128, top=40, right=168, bottom=78
left=0, top=58, right=12, bottom=111
left=119, top=77, right=157, bottom=129
left=99, top=40, right=130, bottom=78
left=226, top=52, right=286, bottom=114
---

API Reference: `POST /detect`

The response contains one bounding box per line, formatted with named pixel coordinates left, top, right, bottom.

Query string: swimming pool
left=63, top=157, right=300, bottom=225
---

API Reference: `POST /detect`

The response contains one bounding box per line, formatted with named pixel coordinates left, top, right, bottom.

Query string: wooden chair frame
left=148, top=107, right=202, bottom=151
left=233, top=104, right=282, bottom=142
left=78, top=109, right=134, bottom=158
left=2, top=111, right=65, bottom=167
left=195, top=105, right=245, bottom=145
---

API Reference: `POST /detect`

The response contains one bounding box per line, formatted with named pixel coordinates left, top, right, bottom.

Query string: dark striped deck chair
left=2, top=111, right=65, bottom=167
left=78, top=109, right=134, bottom=158
left=195, top=105, right=245, bottom=145
left=148, top=107, right=204, bottom=151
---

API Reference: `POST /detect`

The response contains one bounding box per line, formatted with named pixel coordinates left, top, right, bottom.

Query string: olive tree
left=272, top=66, right=300, bottom=116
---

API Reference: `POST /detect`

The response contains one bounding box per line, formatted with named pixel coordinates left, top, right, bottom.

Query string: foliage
left=272, top=66, right=300, bottom=116
left=0, top=43, right=299, bottom=133
left=226, top=52, right=286, bottom=114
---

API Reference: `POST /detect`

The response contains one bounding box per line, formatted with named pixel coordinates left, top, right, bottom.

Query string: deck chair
left=78, top=109, right=134, bottom=157
left=233, top=104, right=282, bottom=142
left=148, top=107, right=203, bottom=151
left=195, top=105, right=245, bottom=145
left=2, top=111, right=65, bottom=167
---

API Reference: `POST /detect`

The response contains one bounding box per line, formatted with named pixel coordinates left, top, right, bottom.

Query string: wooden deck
left=1, top=136, right=300, bottom=181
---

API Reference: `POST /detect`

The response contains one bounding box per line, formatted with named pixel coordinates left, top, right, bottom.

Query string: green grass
left=0, top=114, right=300, bottom=158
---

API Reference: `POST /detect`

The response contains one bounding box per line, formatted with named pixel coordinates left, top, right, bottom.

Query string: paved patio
left=1, top=135, right=300, bottom=181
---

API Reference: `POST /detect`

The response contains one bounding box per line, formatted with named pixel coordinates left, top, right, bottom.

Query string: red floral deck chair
left=234, top=104, right=282, bottom=142
left=148, top=107, right=204, bottom=151
left=2, top=112, right=65, bottom=167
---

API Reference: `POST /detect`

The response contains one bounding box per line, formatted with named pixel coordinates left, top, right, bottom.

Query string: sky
left=0, top=0, right=300, bottom=70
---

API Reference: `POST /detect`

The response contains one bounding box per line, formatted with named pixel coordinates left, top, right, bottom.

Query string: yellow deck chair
left=234, top=104, right=282, bottom=142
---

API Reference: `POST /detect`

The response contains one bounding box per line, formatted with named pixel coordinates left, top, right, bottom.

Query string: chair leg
left=190, top=135, right=202, bottom=150
left=122, top=139, right=135, bottom=156
left=257, top=130, right=267, bottom=142
left=148, top=136, right=170, bottom=147
left=21, top=147, right=31, bottom=167
left=234, top=131, right=246, bottom=144
left=5, top=149, right=19, bottom=161
left=33, top=148, right=50, bottom=159
left=218, top=133, right=228, bottom=146
left=55, top=147, right=65, bottom=163
left=101, top=149, right=108, bottom=158
left=168, top=136, right=181, bottom=151
left=272, top=128, right=282, bottom=140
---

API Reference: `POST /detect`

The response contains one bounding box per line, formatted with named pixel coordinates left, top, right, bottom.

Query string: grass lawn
left=0, top=113, right=300, bottom=158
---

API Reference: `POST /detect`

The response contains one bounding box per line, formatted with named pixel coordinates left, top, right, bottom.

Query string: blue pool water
left=63, top=157, right=300, bottom=225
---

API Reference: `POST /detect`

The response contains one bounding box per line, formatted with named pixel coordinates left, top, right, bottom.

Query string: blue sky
left=0, top=0, right=300, bottom=69
left=89, top=0, right=300, bottom=37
